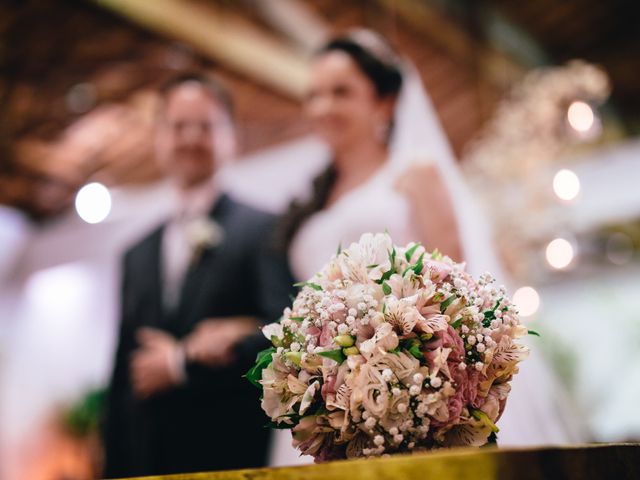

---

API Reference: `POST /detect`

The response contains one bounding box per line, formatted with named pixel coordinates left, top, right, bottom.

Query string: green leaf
left=244, top=346, right=276, bottom=388
left=450, top=318, right=463, bottom=329
left=62, top=389, right=107, bottom=438
left=400, top=338, right=423, bottom=360
left=289, top=316, right=305, bottom=322
left=377, top=266, right=396, bottom=284
left=367, top=264, right=379, bottom=269
left=430, top=249, right=442, bottom=260
left=336, top=243, right=342, bottom=255
left=293, top=281, right=322, bottom=291
left=483, top=310, right=496, bottom=327
left=483, top=431, right=498, bottom=447
left=440, top=294, right=456, bottom=313
left=382, top=282, right=392, bottom=295
left=374, top=248, right=398, bottom=285
left=318, top=349, right=346, bottom=364
left=528, top=329, right=541, bottom=337
left=408, top=343, right=423, bottom=360
left=389, top=247, right=397, bottom=266
left=405, top=242, right=421, bottom=261
left=412, top=252, right=425, bottom=275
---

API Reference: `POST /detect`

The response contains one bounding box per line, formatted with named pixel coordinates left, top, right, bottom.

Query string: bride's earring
left=375, top=120, right=391, bottom=144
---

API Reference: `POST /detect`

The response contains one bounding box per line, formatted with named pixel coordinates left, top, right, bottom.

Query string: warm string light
left=553, top=169, right=581, bottom=201
left=545, top=238, right=575, bottom=270
left=567, top=100, right=595, bottom=132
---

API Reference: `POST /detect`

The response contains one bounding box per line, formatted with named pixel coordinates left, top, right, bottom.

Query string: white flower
left=338, top=233, right=393, bottom=283
left=185, top=217, right=224, bottom=263
left=384, top=296, right=423, bottom=336
left=299, top=381, right=320, bottom=415
left=262, top=322, right=283, bottom=341
left=358, top=322, right=399, bottom=359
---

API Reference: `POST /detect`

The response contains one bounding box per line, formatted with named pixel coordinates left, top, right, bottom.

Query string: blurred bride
left=269, top=29, right=585, bottom=466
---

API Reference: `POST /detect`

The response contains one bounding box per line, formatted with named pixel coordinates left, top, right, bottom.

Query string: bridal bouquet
left=247, top=233, right=531, bottom=461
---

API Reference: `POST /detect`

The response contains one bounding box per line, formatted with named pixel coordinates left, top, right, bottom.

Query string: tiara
left=346, top=28, right=401, bottom=69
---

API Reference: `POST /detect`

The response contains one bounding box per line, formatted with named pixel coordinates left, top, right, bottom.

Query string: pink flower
left=330, top=297, right=347, bottom=322
left=319, top=322, right=333, bottom=347
left=307, top=325, right=321, bottom=338
left=423, top=327, right=463, bottom=359
left=321, top=374, right=337, bottom=401
left=425, top=260, right=452, bottom=282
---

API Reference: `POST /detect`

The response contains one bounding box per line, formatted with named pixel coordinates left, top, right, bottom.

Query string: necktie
left=162, top=211, right=193, bottom=311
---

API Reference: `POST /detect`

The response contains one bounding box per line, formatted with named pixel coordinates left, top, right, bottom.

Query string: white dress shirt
left=162, top=177, right=219, bottom=310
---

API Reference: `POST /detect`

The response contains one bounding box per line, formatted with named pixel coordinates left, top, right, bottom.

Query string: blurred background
left=1, top=0, right=639, bottom=478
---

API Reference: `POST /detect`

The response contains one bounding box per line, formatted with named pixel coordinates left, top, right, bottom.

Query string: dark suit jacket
left=103, top=194, right=295, bottom=478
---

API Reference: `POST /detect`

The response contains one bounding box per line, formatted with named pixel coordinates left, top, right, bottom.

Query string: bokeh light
left=546, top=237, right=575, bottom=270
left=567, top=100, right=595, bottom=132
left=553, top=169, right=581, bottom=201
left=513, top=286, right=541, bottom=317
left=605, top=232, right=634, bottom=266
left=75, top=182, right=111, bottom=224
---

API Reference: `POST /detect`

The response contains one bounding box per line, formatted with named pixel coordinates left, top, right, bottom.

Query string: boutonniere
left=185, top=217, right=224, bottom=266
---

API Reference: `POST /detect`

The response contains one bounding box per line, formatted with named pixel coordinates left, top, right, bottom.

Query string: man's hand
left=130, top=328, right=183, bottom=399
left=184, top=317, right=259, bottom=368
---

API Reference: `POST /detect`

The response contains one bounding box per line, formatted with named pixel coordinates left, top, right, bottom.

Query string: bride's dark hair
left=321, top=30, right=403, bottom=99
left=275, top=30, right=403, bottom=251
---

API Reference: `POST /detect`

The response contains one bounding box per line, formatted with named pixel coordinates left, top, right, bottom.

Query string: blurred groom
left=103, top=73, right=292, bottom=478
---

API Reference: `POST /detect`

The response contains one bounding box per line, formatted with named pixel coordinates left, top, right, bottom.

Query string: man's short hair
left=158, top=72, right=234, bottom=121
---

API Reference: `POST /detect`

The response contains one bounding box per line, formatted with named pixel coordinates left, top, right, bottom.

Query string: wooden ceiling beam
left=374, top=0, right=525, bottom=86
left=248, top=0, right=330, bottom=53
left=91, top=0, right=310, bottom=99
